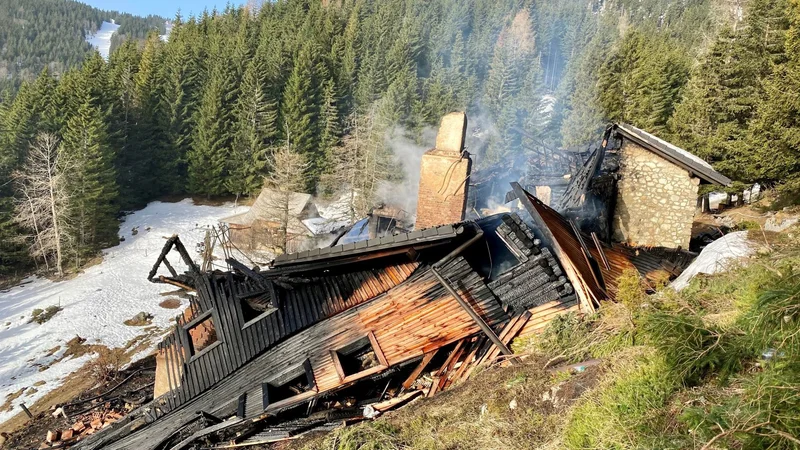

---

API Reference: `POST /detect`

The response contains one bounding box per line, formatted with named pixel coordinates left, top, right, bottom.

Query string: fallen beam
left=431, top=267, right=514, bottom=360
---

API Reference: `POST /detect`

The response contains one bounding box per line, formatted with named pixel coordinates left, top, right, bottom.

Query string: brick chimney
left=415, top=112, right=472, bottom=229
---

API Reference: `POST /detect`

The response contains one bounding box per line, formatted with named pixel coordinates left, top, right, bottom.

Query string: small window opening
left=334, top=335, right=385, bottom=378
left=187, top=316, right=217, bottom=355
left=262, top=360, right=316, bottom=409
left=240, top=293, right=274, bottom=323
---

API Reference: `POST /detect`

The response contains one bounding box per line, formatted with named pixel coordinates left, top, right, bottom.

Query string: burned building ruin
left=71, top=114, right=712, bottom=450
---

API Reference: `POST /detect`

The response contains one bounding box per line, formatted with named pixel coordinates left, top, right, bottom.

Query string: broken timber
left=76, top=188, right=645, bottom=450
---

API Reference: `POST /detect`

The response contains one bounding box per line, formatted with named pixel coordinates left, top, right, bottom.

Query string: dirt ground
left=1, top=356, right=155, bottom=449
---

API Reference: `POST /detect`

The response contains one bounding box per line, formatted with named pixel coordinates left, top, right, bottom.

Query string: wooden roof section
left=613, top=123, right=732, bottom=186
left=271, top=223, right=462, bottom=269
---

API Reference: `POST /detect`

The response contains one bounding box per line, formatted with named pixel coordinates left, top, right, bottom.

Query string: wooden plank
left=449, top=336, right=486, bottom=386
left=437, top=340, right=467, bottom=391
left=434, top=340, right=465, bottom=378
left=478, top=311, right=532, bottom=366
left=401, top=350, right=439, bottom=391
left=215, top=279, right=240, bottom=373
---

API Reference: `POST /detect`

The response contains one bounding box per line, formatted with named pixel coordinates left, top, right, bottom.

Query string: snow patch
left=161, top=21, right=173, bottom=42
left=0, top=199, right=246, bottom=425
left=671, top=231, right=753, bottom=291
left=86, top=20, right=120, bottom=60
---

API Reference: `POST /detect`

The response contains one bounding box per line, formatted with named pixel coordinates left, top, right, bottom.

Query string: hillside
left=0, top=0, right=166, bottom=92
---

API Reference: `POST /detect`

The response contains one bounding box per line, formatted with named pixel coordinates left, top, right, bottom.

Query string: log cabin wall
left=155, top=260, right=422, bottom=416
left=486, top=213, right=576, bottom=313
left=104, top=256, right=507, bottom=450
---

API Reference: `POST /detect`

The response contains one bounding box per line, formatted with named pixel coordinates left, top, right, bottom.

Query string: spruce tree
left=158, top=16, right=201, bottom=194
left=188, top=35, right=232, bottom=197
left=108, top=40, right=141, bottom=209
left=281, top=42, right=322, bottom=189
left=228, top=54, right=279, bottom=198
left=61, top=91, right=119, bottom=257
left=747, top=0, right=800, bottom=197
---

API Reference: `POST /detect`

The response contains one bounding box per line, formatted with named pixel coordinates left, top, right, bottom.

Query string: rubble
left=37, top=409, right=126, bottom=448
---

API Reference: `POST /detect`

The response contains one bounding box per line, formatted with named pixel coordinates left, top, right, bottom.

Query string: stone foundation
left=612, top=141, right=700, bottom=249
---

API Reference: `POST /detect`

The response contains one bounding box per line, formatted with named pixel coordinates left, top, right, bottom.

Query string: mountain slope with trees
left=1, top=0, right=799, bottom=281
left=0, top=0, right=165, bottom=93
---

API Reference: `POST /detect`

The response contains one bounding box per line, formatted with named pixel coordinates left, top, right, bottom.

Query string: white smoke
left=375, top=127, right=437, bottom=219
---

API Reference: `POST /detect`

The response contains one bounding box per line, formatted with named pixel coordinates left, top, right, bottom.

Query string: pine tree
left=188, top=35, right=232, bottom=196
left=483, top=9, right=538, bottom=165
left=746, top=0, right=800, bottom=197
left=123, top=33, right=167, bottom=207
left=227, top=54, right=279, bottom=198
left=108, top=40, right=141, bottom=209
left=319, top=78, right=342, bottom=162
left=158, top=16, right=201, bottom=194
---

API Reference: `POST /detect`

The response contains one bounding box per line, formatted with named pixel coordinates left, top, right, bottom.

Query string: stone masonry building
left=610, top=124, right=731, bottom=249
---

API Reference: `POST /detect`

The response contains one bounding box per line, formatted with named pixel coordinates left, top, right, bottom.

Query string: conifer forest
left=1, top=0, right=799, bottom=278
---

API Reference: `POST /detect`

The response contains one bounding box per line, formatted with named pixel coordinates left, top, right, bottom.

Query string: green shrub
left=641, top=310, right=748, bottom=385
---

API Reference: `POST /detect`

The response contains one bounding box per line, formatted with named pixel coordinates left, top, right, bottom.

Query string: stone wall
left=612, top=141, right=700, bottom=249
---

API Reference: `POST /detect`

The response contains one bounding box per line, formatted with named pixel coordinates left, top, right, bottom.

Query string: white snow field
left=86, top=20, right=120, bottom=60
left=671, top=231, right=754, bottom=291
left=0, top=199, right=246, bottom=425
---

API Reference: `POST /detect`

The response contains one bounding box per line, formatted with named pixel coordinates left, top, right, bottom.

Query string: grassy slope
left=289, top=228, right=800, bottom=450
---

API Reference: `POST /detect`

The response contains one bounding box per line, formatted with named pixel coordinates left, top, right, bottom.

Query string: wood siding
left=98, top=257, right=506, bottom=450
left=155, top=261, right=421, bottom=416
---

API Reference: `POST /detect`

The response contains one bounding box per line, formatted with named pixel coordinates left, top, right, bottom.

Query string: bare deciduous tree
left=13, top=133, right=74, bottom=277
left=265, top=137, right=309, bottom=253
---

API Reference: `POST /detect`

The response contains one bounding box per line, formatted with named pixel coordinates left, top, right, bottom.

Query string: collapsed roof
left=73, top=182, right=694, bottom=450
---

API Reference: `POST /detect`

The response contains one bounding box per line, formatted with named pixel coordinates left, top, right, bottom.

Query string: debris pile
left=41, top=409, right=125, bottom=448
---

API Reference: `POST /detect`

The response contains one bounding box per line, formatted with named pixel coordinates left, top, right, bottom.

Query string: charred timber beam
left=431, top=267, right=514, bottom=359
left=272, top=241, right=454, bottom=274
left=591, top=232, right=611, bottom=271
left=147, top=235, right=199, bottom=283
left=161, top=257, right=178, bottom=278
left=226, top=258, right=267, bottom=285
left=432, top=223, right=483, bottom=270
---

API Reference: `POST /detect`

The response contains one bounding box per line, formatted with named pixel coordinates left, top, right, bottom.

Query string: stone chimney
left=415, top=112, right=472, bottom=229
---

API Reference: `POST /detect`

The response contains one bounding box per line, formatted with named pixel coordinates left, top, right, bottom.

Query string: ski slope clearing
left=0, top=199, right=246, bottom=425
left=86, top=20, right=120, bottom=59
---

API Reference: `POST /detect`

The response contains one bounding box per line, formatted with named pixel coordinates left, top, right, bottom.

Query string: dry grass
left=159, top=298, right=182, bottom=309
left=0, top=330, right=159, bottom=434
left=0, top=389, right=26, bottom=413
left=288, top=359, right=604, bottom=450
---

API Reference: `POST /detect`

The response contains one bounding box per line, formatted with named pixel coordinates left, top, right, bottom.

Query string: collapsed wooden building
left=73, top=114, right=711, bottom=450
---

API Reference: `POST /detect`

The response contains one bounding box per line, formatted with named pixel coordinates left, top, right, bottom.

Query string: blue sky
left=82, top=0, right=243, bottom=19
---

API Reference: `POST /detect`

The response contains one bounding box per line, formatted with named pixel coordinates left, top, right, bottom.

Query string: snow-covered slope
left=0, top=199, right=246, bottom=425
left=86, top=20, right=120, bottom=59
